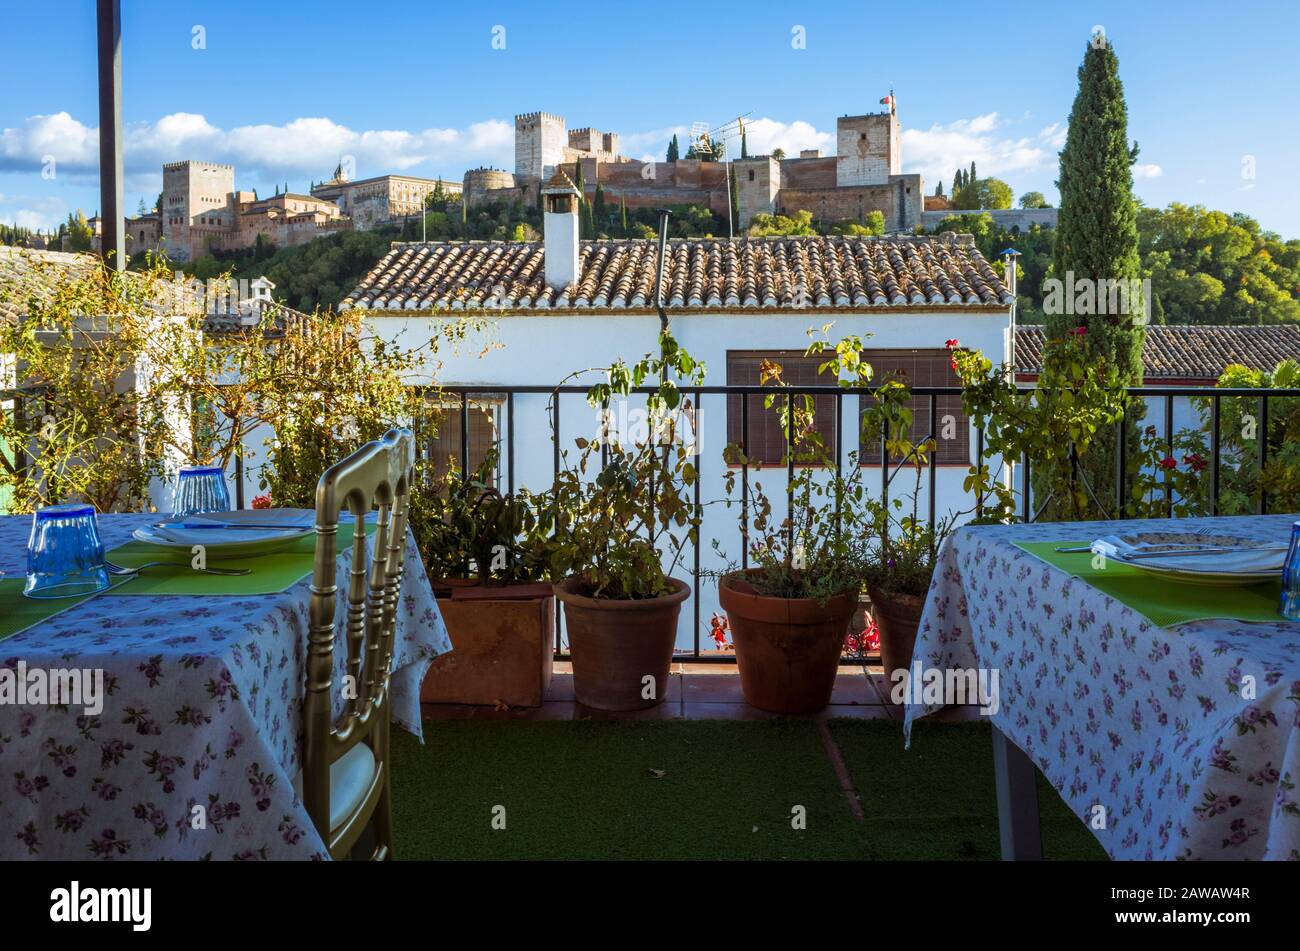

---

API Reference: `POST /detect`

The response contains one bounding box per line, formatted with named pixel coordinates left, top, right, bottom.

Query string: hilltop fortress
left=463, top=105, right=924, bottom=231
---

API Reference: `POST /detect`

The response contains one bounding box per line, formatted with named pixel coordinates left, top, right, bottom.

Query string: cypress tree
left=728, top=163, right=740, bottom=235
left=1051, top=35, right=1143, bottom=383
left=740, top=130, right=748, bottom=159
left=619, top=194, right=628, bottom=236
left=952, top=170, right=962, bottom=195
left=968, top=162, right=977, bottom=186
left=667, top=134, right=680, bottom=162
left=593, top=183, right=606, bottom=234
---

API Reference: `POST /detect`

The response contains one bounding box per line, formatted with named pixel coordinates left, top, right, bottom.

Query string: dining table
left=0, top=510, right=452, bottom=860
left=904, top=513, right=1300, bottom=861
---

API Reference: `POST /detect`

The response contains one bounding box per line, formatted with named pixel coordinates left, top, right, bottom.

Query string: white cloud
left=735, top=117, right=832, bottom=158
left=0, top=111, right=514, bottom=183
left=1132, top=163, right=1163, bottom=179
left=0, top=192, right=66, bottom=231
left=621, top=118, right=833, bottom=161
left=900, top=113, right=1062, bottom=185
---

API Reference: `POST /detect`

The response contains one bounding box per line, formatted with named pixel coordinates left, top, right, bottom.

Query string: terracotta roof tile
left=343, top=233, right=1013, bottom=313
left=1015, top=324, right=1300, bottom=381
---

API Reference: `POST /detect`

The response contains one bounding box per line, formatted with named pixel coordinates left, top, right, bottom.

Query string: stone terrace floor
left=420, top=662, right=984, bottom=723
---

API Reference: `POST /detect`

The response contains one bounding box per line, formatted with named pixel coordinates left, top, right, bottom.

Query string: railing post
left=1258, top=395, right=1269, bottom=516
left=1165, top=395, right=1175, bottom=518
left=740, top=394, right=749, bottom=570
left=1210, top=395, right=1221, bottom=517
left=1115, top=403, right=1127, bottom=521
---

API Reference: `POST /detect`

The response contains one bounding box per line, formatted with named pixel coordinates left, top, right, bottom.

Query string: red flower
left=1183, top=453, right=1207, bottom=473
left=1158, top=456, right=1178, bottom=471
left=1070, top=326, right=1087, bottom=337
left=251, top=493, right=273, bottom=509
left=944, top=338, right=959, bottom=349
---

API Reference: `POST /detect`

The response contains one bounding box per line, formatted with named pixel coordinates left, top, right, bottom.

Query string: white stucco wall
left=366, top=307, right=1011, bottom=651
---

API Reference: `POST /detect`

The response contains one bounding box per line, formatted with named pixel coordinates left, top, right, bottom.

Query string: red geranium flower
left=944, top=338, right=959, bottom=349
left=1158, top=456, right=1178, bottom=471
left=251, top=492, right=273, bottom=509
left=1183, top=453, right=1207, bottom=473
left=1070, top=325, right=1087, bottom=337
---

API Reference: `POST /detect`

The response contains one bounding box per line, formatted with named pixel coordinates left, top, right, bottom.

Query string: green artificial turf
left=827, top=719, right=1109, bottom=861
left=393, top=718, right=865, bottom=860
left=392, top=718, right=1108, bottom=861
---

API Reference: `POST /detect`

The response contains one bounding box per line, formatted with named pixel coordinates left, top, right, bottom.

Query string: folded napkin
left=1090, top=533, right=1285, bottom=574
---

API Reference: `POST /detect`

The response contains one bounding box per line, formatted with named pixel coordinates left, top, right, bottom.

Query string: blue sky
left=3, top=0, right=1298, bottom=235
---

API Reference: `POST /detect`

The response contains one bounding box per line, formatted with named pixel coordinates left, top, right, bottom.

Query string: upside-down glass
left=1281, top=521, right=1300, bottom=621
left=172, top=465, right=232, bottom=517
left=24, top=503, right=111, bottom=599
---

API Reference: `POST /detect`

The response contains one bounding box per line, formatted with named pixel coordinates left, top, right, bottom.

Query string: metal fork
left=106, top=560, right=251, bottom=577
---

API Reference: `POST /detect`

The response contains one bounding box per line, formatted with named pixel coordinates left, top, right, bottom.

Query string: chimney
left=541, top=169, right=581, bottom=290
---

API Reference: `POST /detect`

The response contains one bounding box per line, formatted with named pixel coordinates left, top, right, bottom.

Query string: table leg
left=991, top=724, right=1042, bottom=861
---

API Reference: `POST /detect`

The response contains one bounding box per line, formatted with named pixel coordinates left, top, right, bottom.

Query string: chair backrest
left=302, top=427, right=415, bottom=840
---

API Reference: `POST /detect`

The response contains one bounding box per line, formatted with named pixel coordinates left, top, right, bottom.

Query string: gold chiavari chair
left=297, top=427, right=414, bottom=860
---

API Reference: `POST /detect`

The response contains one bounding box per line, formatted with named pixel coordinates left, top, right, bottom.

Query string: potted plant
left=411, top=447, right=557, bottom=707
left=546, top=331, right=705, bottom=711
left=713, top=341, right=894, bottom=714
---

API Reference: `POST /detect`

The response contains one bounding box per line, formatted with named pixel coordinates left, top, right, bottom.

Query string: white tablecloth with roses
left=0, top=513, right=451, bottom=860
left=904, top=514, right=1300, bottom=861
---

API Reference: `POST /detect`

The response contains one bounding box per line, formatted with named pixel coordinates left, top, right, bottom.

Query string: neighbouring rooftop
left=1015, top=323, right=1300, bottom=382
left=342, top=233, right=1015, bottom=314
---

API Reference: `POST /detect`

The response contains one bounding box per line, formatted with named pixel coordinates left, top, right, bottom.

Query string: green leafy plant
left=543, top=330, right=706, bottom=600
left=0, top=255, right=177, bottom=513
left=952, top=328, right=1128, bottom=522
left=412, top=445, right=551, bottom=586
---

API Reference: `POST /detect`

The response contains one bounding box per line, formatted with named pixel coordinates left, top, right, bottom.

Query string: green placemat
left=1014, top=540, right=1285, bottom=628
left=0, top=576, right=126, bottom=642
left=102, top=519, right=377, bottom=597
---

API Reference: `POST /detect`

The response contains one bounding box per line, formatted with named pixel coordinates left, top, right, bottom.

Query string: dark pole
left=652, top=208, right=672, bottom=383
left=97, top=0, right=125, bottom=271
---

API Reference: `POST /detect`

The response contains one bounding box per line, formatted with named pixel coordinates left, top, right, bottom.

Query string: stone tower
left=835, top=110, right=900, bottom=188
left=515, top=112, right=567, bottom=183
left=734, top=156, right=781, bottom=228
left=160, top=160, right=235, bottom=262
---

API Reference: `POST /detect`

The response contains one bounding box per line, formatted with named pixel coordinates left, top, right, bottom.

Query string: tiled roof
left=0, top=246, right=302, bottom=333
left=1016, top=324, right=1300, bottom=380
left=342, top=233, right=1013, bottom=313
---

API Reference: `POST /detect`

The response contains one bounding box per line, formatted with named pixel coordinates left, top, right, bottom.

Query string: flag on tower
left=880, top=94, right=894, bottom=111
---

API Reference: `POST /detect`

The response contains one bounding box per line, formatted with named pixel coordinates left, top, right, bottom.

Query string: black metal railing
left=412, top=383, right=1300, bottom=662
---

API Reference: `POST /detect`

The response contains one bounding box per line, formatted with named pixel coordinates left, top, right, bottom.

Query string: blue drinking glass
left=172, top=465, right=232, bottom=517
left=1281, top=520, right=1300, bottom=621
left=24, top=503, right=110, bottom=599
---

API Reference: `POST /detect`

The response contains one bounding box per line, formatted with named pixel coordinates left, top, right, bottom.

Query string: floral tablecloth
left=0, top=513, right=451, bottom=860
left=904, top=514, right=1300, bottom=861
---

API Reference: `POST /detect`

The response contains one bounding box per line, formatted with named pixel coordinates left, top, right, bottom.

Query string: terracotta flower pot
left=718, top=570, right=858, bottom=714
left=555, top=576, right=690, bottom=711
left=867, top=584, right=925, bottom=696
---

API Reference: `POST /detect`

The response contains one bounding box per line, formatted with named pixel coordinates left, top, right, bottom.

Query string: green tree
left=728, top=164, right=740, bottom=234
left=593, top=183, right=607, bottom=235
left=1051, top=35, right=1144, bottom=383
left=772, top=148, right=785, bottom=161
left=667, top=134, right=680, bottom=162
left=741, top=130, right=749, bottom=159
left=747, top=210, right=816, bottom=237
left=1019, top=191, right=1050, bottom=209
left=619, top=194, right=628, bottom=237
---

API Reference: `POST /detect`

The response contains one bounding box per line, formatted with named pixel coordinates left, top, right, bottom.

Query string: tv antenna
left=683, top=112, right=752, bottom=237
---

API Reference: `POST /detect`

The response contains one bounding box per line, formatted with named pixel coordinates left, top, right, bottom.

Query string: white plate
left=1091, top=530, right=1285, bottom=586
left=133, top=509, right=316, bottom=559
